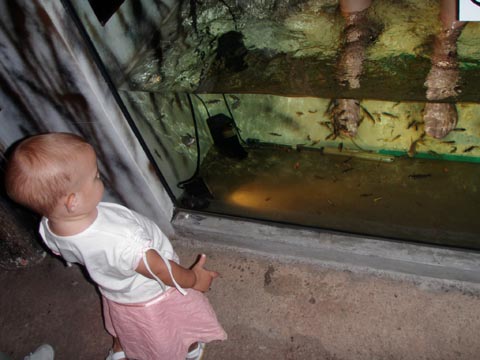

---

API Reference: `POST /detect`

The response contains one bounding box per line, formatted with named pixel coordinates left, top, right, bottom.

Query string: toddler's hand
left=191, top=254, right=219, bottom=292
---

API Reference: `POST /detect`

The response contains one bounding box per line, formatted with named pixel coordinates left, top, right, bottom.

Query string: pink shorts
left=102, top=289, right=227, bottom=360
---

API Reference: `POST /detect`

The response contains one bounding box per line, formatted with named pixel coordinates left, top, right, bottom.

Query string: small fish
left=379, top=134, right=401, bottom=142
left=154, top=149, right=163, bottom=159
left=408, top=141, right=417, bottom=157
left=325, top=133, right=336, bottom=140
left=407, top=120, right=423, bottom=130
left=360, top=193, right=373, bottom=197
left=206, top=99, right=221, bottom=104
left=181, top=134, right=196, bottom=147
left=361, top=106, right=375, bottom=124
left=229, top=95, right=241, bottom=109
left=453, top=128, right=466, bottom=132
left=450, top=146, right=457, bottom=153
left=319, top=121, right=333, bottom=131
left=381, top=112, right=399, bottom=119
left=408, top=173, right=431, bottom=179
left=441, top=140, right=456, bottom=144
left=373, top=197, right=382, bottom=202
left=308, top=110, right=318, bottom=114
left=463, top=146, right=478, bottom=153
left=296, top=112, right=304, bottom=116
left=338, top=142, right=343, bottom=152
left=342, top=167, right=353, bottom=173
left=269, top=132, right=282, bottom=136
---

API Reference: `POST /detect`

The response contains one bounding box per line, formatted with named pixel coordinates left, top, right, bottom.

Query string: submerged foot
left=423, top=102, right=458, bottom=139
left=330, top=98, right=362, bottom=137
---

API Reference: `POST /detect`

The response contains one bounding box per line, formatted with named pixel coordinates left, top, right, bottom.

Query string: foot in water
left=329, top=98, right=362, bottom=138
left=423, top=102, right=458, bottom=139
left=333, top=1, right=378, bottom=138
left=423, top=18, right=465, bottom=139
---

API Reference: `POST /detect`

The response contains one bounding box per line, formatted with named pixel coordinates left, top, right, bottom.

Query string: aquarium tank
left=64, top=0, right=480, bottom=249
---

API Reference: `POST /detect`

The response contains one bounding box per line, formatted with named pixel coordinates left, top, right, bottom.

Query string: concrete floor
left=1, top=237, right=480, bottom=360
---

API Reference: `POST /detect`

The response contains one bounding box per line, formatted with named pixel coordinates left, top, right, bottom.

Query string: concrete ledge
left=172, top=210, right=480, bottom=287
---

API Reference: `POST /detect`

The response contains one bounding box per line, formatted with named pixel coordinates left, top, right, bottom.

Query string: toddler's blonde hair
left=5, top=132, right=92, bottom=215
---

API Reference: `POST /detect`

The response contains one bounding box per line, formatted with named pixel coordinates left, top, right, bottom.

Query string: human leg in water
left=331, top=0, right=376, bottom=137
left=424, top=0, right=466, bottom=139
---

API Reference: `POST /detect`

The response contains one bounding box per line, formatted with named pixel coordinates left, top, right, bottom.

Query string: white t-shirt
left=39, top=202, right=180, bottom=304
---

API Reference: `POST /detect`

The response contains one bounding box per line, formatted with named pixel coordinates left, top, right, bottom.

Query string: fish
left=319, top=121, right=333, bottom=131
left=205, top=99, right=221, bottom=104
left=269, top=132, right=282, bottom=136
left=296, top=112, right=304, bottom=116
left=463, top=146, right=478, bottom=153
left=360, top=105, right=375, bottom=124
left=325, top=133, right=336, bottom=140
left=407, top=120, right=423, bottom=130
left=408, top=173, right=431, bottom=179
left=181, top=134, right=196, bottom=147
left=379, top=134, right=401, bottom=142
left=381, top=112, right=399, bottom=119
left=229, top=95, right=241, bottom=109
left=408, top=141, right=417, bottom=157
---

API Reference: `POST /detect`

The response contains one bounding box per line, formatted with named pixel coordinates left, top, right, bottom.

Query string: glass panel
left=67, top=0, right=480, bottom=249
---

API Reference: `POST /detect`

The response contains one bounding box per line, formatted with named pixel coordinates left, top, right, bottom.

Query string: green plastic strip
left=378, top=149, right=480, bottom=164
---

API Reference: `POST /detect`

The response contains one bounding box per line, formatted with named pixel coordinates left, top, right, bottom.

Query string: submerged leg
left=330, top=99, right=362, bottom=137
left=424, top=0, right=465, bottom=139
left=423, top=102, right=458, bottom=139
left=330, top=0, right=373, bottom=138
left=337, top=0, right=374, bottom=89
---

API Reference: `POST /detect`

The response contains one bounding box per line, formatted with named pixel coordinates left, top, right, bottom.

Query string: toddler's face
left=72, top=146, right=104, bottom=215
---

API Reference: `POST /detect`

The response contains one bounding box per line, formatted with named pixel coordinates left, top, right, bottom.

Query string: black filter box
left=206, top=114, right=247, bottom=159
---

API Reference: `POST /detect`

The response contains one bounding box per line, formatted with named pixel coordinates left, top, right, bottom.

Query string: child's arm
left=135, top=250, right=219, bottom=292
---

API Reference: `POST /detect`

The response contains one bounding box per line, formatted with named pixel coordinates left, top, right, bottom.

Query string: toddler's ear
left=65, top=193, right=78, bottom=213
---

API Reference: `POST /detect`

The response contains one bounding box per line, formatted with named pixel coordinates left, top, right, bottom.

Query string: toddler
left=4, top=133, right=227, bottom=360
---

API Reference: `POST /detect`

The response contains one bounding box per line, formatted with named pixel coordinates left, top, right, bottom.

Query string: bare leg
left=424, top=0, right=466, bottom=138
left=112, top=337, right=126, bottom=359
left=330, top=0, right=373, bottom=137
left=339, top=0, right=372, bottom=15
left=188, top=342, right=199, bottom=352
left=337, top=0, right=373, bottom=89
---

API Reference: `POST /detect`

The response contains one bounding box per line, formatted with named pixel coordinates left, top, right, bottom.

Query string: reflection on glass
left=67, top=0, right=480, bottom=249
